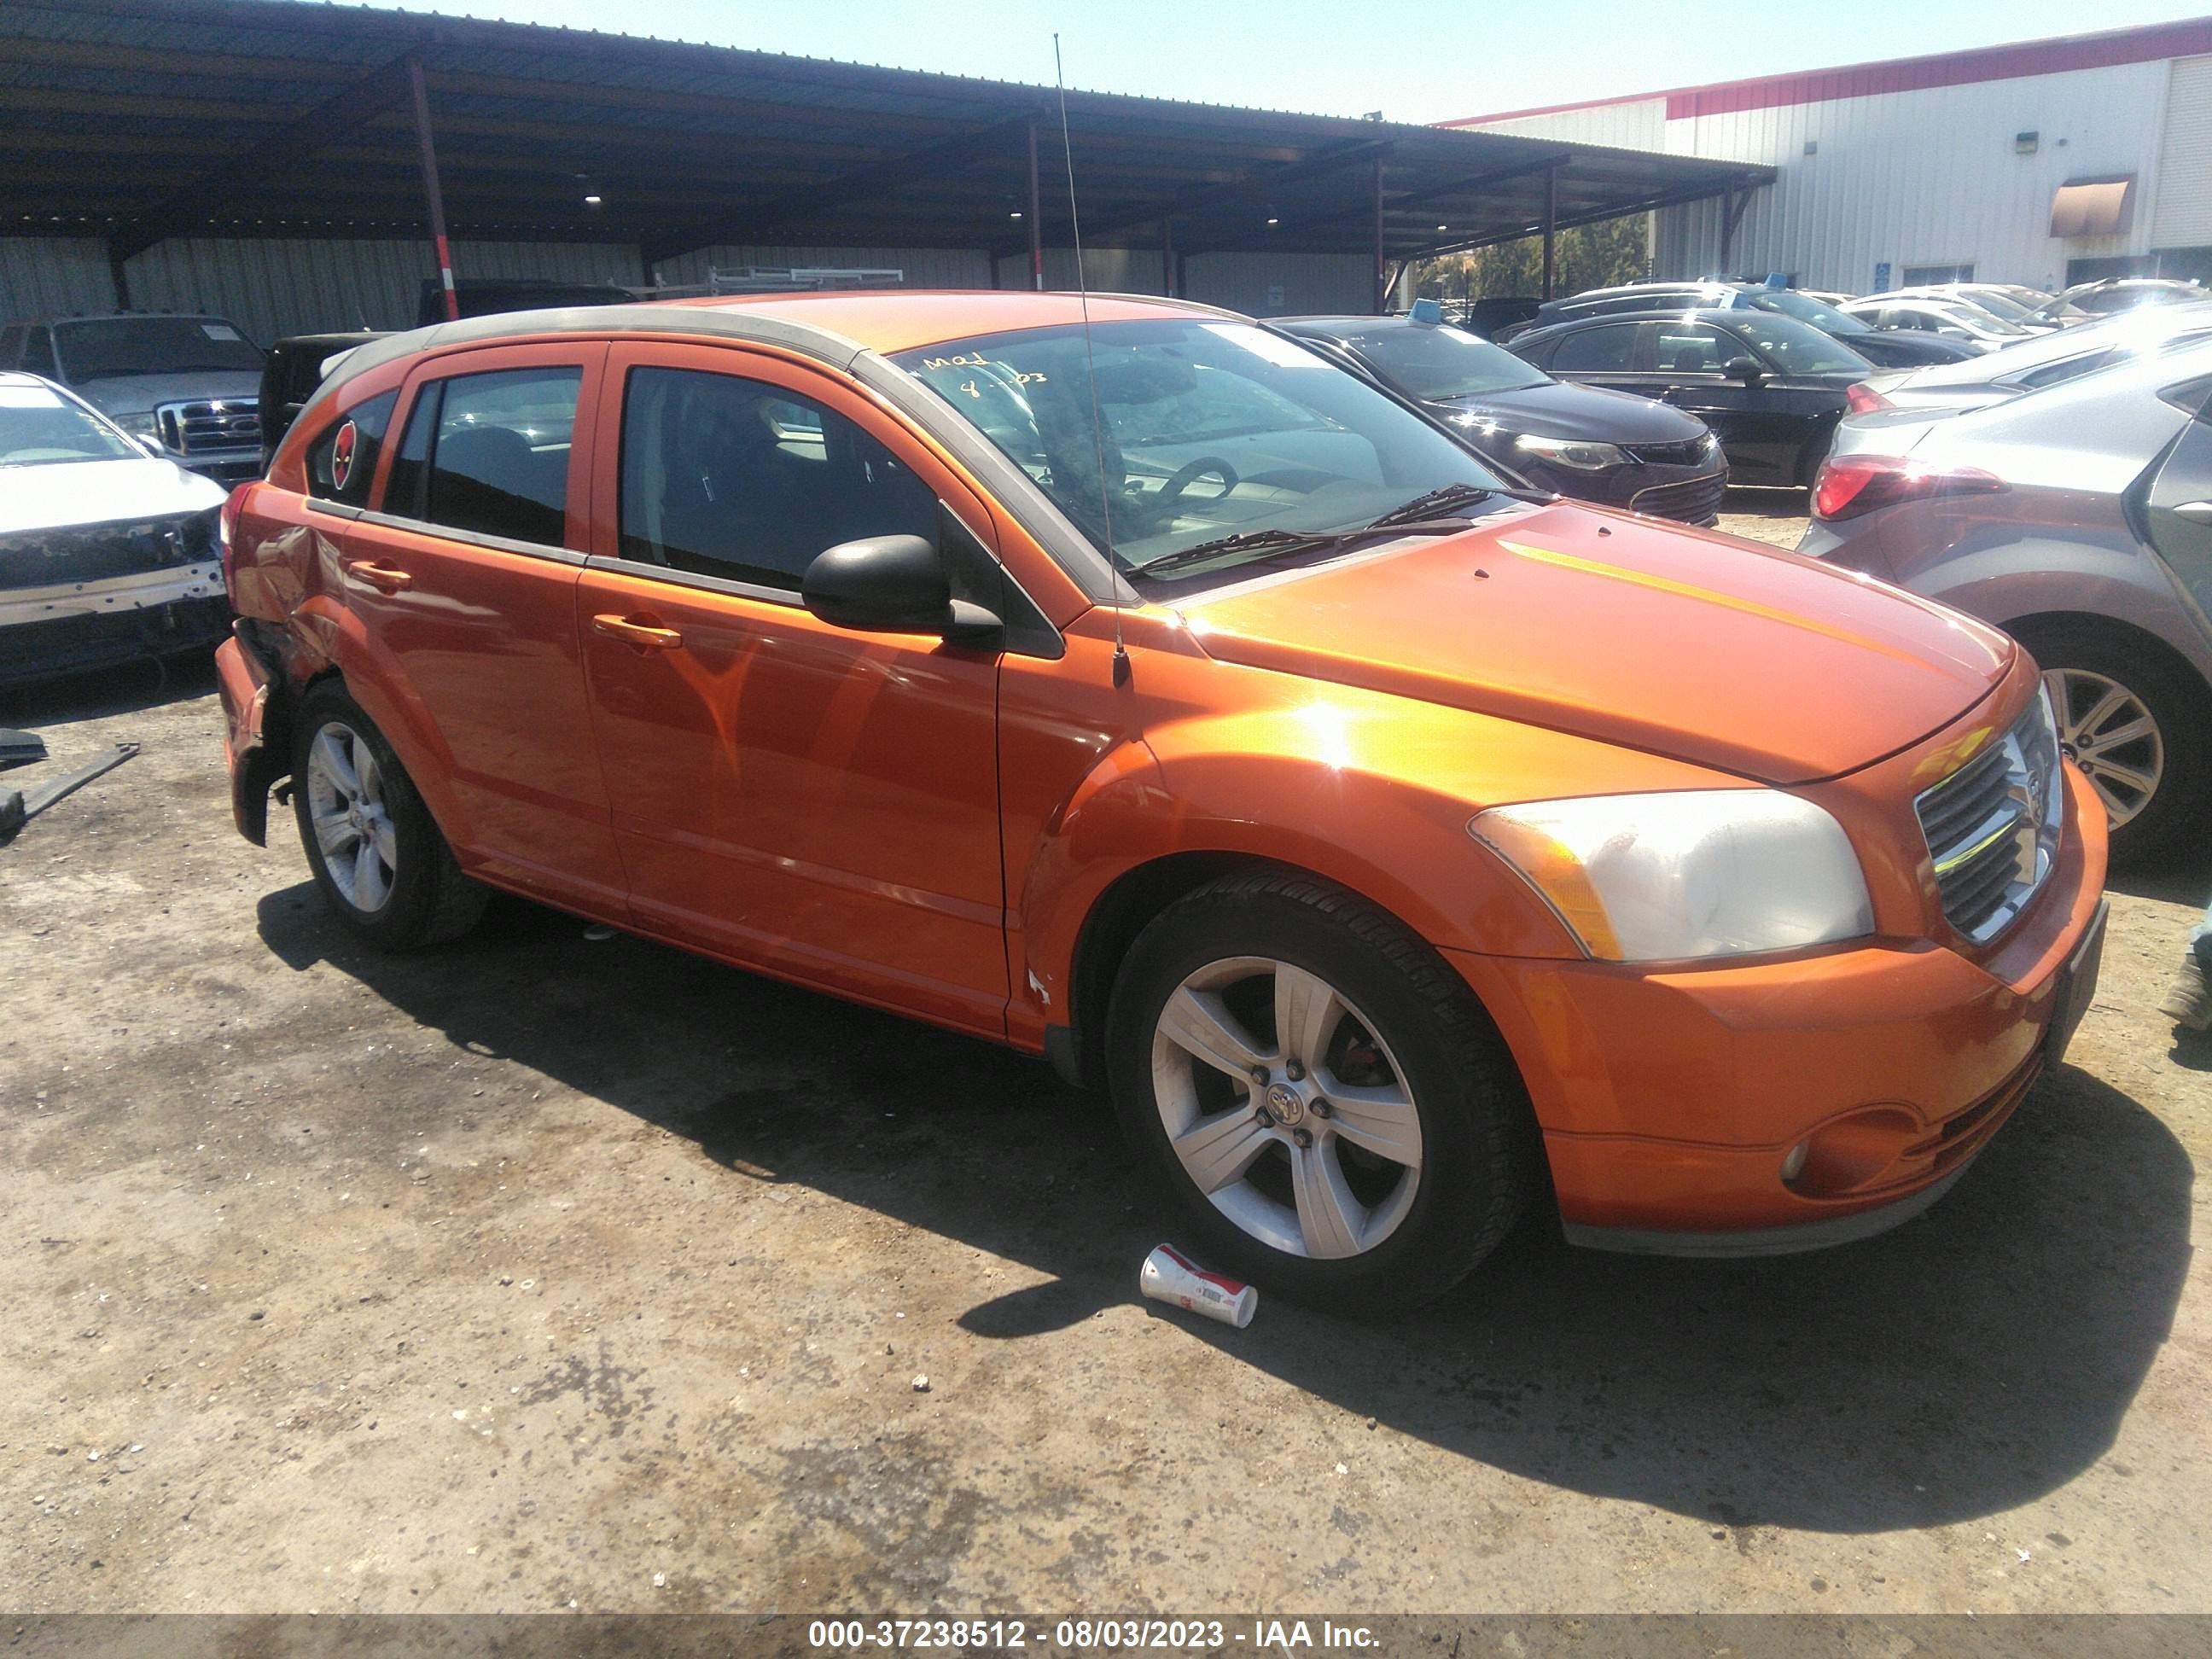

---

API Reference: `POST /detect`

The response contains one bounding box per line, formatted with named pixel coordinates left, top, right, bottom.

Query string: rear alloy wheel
left=291, top=681, right=487, bottom=950
left=2023, top=625, right=2209, bottom=865
left=2045, top=667, right=2163, bottom=830
left=1108, top=870, right=1534, bottom=1317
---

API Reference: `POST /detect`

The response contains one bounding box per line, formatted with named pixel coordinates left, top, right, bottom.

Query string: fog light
left=1780, top=1141, right=1809, bottom=1184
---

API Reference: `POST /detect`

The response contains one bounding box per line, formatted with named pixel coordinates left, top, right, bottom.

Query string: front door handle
left=346, top=561, right=413, bottom=594
left=591, top=613, right=684, bottom=652
left=2172, top=500, right=2212, bottom=523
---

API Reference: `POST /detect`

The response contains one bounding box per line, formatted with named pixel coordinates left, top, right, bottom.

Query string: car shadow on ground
left=0, top=653, right=218, bottom=727
left=256, top=882, right=2194, bottom=1538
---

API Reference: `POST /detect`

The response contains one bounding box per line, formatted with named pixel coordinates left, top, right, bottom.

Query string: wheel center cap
left=1265, top=1082, right=1305, bottom=1125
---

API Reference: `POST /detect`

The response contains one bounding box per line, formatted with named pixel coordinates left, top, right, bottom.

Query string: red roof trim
left=1445, top=15, right=2212, bottom=127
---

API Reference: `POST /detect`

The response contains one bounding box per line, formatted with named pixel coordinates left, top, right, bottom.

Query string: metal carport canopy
left=2, top=0, right=1773, bottom=277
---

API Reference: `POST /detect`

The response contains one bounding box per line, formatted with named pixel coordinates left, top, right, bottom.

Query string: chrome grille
left=154, top=398, right=260, bottom=456
left=1914, top=696, right=2065, bottom=943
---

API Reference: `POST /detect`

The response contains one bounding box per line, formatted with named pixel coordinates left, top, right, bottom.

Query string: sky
left=375, top=0, right=2212, bottom=124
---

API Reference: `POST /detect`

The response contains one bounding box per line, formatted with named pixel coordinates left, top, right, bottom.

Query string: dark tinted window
left=407, top=366, right=581, bottom=545
left=305, top=390, right=397, bottom=505
left=619, top=367, right=936, bottom=589
left=20, top=328, right=57, bottom=378
left=1549, top=323, right=1640, bottom=373
left=1653, top=323, right=1734, bottom=374
left=0, top=327, right=22, bottom=367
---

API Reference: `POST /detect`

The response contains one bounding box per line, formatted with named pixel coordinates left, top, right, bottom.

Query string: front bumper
left=1449, top=764, right=2109, bottom=1253
left=0, top=561, right=230, bottom=687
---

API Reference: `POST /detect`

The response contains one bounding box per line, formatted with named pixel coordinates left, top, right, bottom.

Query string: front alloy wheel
left=1153, top=957, right=1422, bottom=1260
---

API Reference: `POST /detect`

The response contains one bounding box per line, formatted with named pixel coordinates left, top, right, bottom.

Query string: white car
left=1839, top=296, right=2035, bottom=352
left=0, top=370, right=230, bottom=688
left=1872, top=283, right=2065, bottom=331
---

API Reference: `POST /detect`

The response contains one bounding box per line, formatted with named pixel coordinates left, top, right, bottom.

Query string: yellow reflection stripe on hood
left=1496, top=538, right=1927, bottom=667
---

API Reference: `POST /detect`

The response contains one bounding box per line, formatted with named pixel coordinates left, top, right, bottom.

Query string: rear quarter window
left=305, top=391, right=398, bottom=506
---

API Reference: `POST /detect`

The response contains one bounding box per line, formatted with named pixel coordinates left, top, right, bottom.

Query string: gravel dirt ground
left=3, top=500, right=2207, bottom=1615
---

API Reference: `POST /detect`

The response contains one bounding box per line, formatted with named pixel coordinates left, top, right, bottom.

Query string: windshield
left=1323, top=323, right=1548, bottom=400
left=0, top=382, right=139, bottom=466
left=891, top=318, right=1511, bottom=584
left=1747, top=289, right=1871, bottom=337
left=1725, top=314, right=1871, bottom=375
left=1933, top=303, right=2030, bottom=337
left=55, top=317, right=265, bottom=382
left=1961, top=290, right=2039, bottom=324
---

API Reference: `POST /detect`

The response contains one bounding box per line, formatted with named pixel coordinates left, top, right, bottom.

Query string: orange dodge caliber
left=216, top=292, right=2108, bottom=1314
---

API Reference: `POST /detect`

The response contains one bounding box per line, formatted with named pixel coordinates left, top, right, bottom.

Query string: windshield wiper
left=1364, top=481, right=1494, bottom=529
left=1126, top=512, right=1479, bottom=579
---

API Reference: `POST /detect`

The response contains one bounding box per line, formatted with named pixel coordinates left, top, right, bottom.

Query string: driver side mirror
left=1724, top=356, right=1767, bottom=385
left=801, top=533, right=1002, bottom=649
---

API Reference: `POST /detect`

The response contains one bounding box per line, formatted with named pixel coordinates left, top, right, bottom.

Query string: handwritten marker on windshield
left=1140, top=1244, right=1258, bottom=1329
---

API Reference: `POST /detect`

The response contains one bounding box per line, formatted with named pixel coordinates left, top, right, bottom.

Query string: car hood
left=1175, top=502, right=2011, bottom=785
left=70, top=371, right=262, bottom=417
left=0, top=457, right=228, bottom=536
left=1429, top=379, right=1709, bottom=445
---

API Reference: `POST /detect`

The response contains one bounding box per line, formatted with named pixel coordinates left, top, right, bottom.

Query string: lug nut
left=1311, top=1099, right=1331, bottom=1119
left=1254, top=1107, right=1275, bottom=1128
left=1293, top=1128, right=1313, bottom=1149
left=1249, top=1065, right=1270, bottom=1084
left=1284, top=1060, right=1305, bottom=1081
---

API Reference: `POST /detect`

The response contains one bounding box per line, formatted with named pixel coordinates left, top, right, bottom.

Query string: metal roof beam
left=109, top=48, right=428, bottom=260
left=642, top=112, right=1042, bottom=264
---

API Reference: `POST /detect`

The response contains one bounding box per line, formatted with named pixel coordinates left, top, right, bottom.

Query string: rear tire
left=2017, top=622, right=2210, bottom=867
left=1105, top=869, right=1536, bottom=1318
left=291, top=681, right=487, bottom=950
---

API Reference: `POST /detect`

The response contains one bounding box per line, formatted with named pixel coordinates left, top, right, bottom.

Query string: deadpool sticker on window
left=330, top=419, right=358, bottom=492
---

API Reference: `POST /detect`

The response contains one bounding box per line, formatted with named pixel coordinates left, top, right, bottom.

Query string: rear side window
left=305, top=391, right=397, bottom=505
left=1654, top=324, right=1732, bottom=374
left=618, top=366, right=936, bottom=589
left=1549, top=323, right=1640, bottom=373
left=387, top=366, right=581, bottom=545
left=2158, top=373, right=2212, bottom=420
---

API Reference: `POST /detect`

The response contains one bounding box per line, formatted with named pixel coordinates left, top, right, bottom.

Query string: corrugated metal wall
left=1460, top=98, right=1670, bottom=151
left=2152, top=55, right=2212, bottom=247
left=3, top=231, right=1375, bottom=342
left=1476, top=60, right=2183, bottom=294
left=0, top=237, right=115, bottom=320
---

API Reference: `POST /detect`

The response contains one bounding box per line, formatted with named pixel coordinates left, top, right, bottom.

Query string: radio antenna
left=1054, top=33, right=1130, bottom=688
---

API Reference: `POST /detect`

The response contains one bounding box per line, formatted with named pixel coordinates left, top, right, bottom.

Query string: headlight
left=1469, top=790, right=1874, bottom=962
left=1512, top=433, right=1627, bottom=471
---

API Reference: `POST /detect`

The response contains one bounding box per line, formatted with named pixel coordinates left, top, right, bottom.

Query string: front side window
left=1548, top=323, right=1641, bottom=374
left=891, top=318, right=1507, bottom=583
left=306, top=390, right=397, bottom=505
left=1723, top=315, right=1868, bottom=375
left=388, top=366, right=581, bottom=545
left=53, top=317, right=262, bottom=382
left=0, top=381, right=137, bottom=467
left=20, top=329, right=57, bottom=379
left=1653, top=324, right=1734, bottom=375
left=618, top=367, right=936, bottom=589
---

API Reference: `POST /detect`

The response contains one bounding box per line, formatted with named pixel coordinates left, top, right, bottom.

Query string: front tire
left=292, top=681, right=486, bottom=950
left=1106, top=870, right=1535, bottom=1318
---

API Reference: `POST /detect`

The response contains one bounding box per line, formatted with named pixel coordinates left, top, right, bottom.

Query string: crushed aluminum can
left=1139, top=1243, right=1258, bottom=1329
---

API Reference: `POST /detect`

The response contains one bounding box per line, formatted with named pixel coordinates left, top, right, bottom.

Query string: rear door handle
left=2172, top=500, right=2212, bottom=523
left=345, top=560, right=413, bottom=593
left=591, top=613, right=684, bottom=652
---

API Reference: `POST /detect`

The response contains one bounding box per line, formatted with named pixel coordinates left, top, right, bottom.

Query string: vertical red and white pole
left=409, top=55, right=459, bottom=323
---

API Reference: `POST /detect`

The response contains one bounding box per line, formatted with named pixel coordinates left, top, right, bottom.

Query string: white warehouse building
left=1446, top=16, right=2212, bottom=296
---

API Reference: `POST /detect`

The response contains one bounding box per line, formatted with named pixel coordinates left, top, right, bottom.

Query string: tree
left=1412, top=212, right=1650, bottom=305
